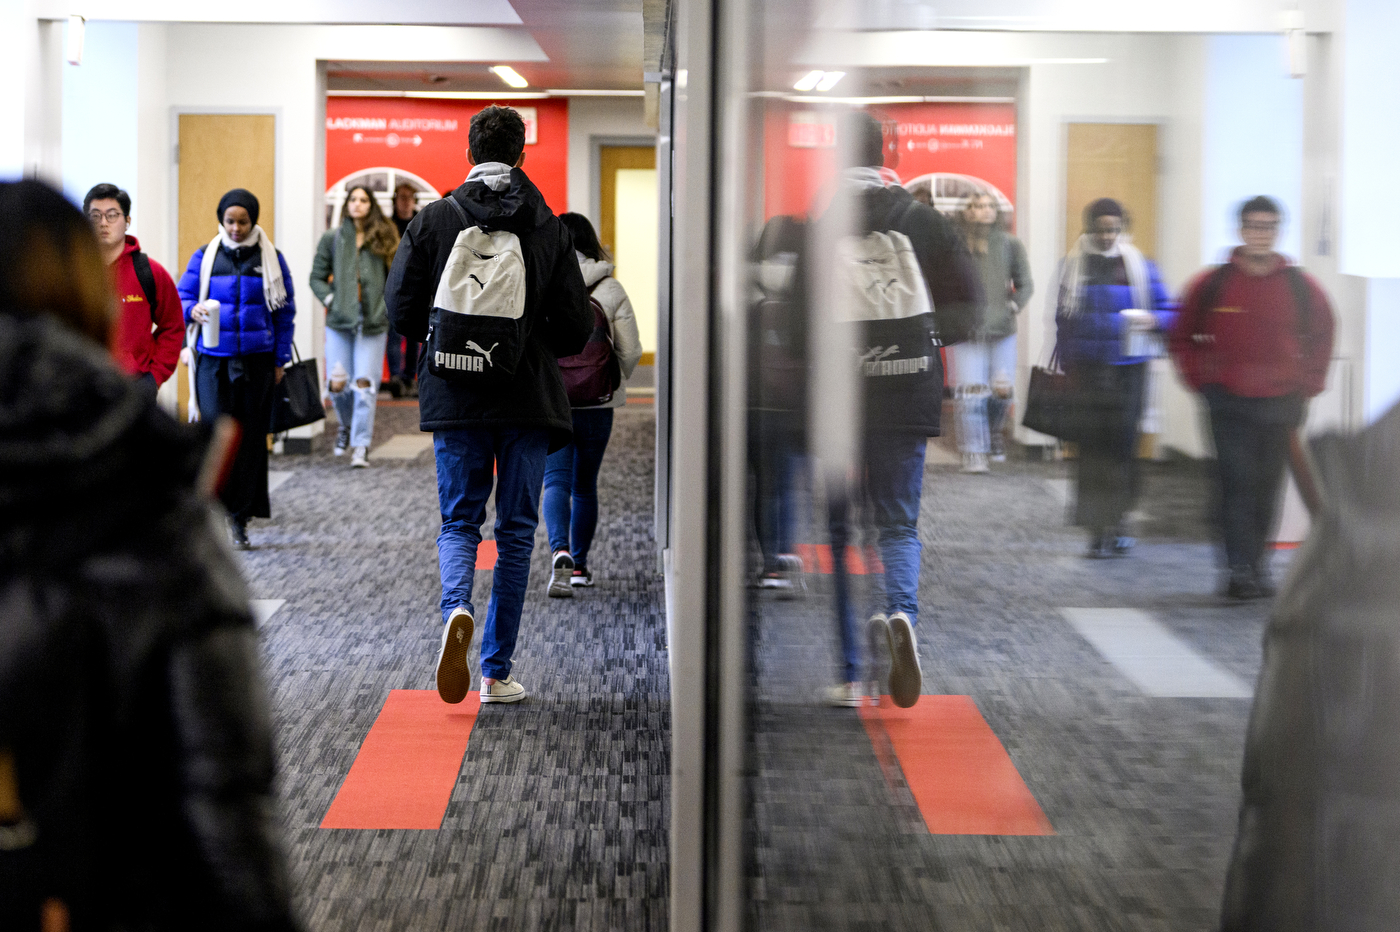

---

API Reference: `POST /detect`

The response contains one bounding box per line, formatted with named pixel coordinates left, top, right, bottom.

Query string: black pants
left=1071, top=361, right=1147, bottom=531
left=196, top=352, right=274, bottom=523
left=1203, top=387, right=1302, bottom=572
left=386, top=334, right=420, bottom=383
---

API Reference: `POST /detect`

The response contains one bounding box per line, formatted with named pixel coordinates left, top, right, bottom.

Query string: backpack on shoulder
left=427, top=196, right=529, bottom=384
left=558, top=281, right=622, bottom=407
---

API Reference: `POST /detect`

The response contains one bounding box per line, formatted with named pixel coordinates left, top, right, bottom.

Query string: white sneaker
left=548, top=550, right=574, bottom=598
left=350, top=447, right=369, bottom=468
left=823, top=682, right=866, bottom=708
left=961, top=452, right=990, bottom=474
left=480, top=675, right=527, bottom=704
left=435, top=607, right=474, bottom=704
left=886, top=612, right=922, bottom=708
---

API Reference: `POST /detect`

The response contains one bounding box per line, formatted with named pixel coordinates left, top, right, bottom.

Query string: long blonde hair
left=345, top=186, right=400, bottom=262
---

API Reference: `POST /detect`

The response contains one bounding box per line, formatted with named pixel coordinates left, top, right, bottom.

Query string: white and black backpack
left=427, top=196, right=528, bottom=384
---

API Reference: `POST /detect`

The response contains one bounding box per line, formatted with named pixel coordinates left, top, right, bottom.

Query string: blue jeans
left=542, top=408, right=614, bottom=567
left=434, top=427, right=550, bottom=680
left=324, top=326, right=388, bottom=449
left=829, top=432, right=927, bottom=682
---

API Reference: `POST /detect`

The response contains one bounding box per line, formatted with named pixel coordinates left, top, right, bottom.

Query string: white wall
left=62, top=21, right=139, bottom=209
left=566, top=95, right=655, bottom=224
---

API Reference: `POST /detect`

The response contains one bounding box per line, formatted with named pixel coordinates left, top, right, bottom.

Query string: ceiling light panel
left=490, top=65, right=529, bottom=88
left=793, top=70, right=825, bottom=92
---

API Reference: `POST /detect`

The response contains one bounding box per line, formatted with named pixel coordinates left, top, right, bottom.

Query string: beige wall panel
left=177, top=113, right=276, bottom=274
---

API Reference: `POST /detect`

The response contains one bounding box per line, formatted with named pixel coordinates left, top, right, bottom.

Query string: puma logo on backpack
left=427, top=196, right=528, bottom=383
left=837, top=212, right=938, bottom=383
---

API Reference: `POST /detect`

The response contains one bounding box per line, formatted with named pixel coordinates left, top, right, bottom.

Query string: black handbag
left=1023, top=349, right=1135, bottom=443
left=1022, top=348, right=1077, bottom=440
left=269, top=345, right=325, bottom=434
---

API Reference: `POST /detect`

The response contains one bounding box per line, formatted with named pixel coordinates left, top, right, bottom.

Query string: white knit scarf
left=198, top=224, right=288, bottom=310
left=1057, top=233, right=1151, bottom=317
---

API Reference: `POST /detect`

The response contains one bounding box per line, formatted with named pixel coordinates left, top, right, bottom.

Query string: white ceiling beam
left=33, top=0, right=522, bottom=25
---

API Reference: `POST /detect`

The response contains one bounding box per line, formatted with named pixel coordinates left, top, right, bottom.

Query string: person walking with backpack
left=84, top=183, right=183, bottom=398
left=178, top=188, right=296, bottom=550
left=386, top=106, right=592, bottom=706
left=542, top=213, right=643, bottom=597
left=822, top=111, right=982, bottom=709
left=949, top=192, right=1033, bottom=471
left=309, top=184, right=399, bottom=468
left=1169, top=196, right=1334, bottom=599
left=1053, top=198, right=1173, bottom=558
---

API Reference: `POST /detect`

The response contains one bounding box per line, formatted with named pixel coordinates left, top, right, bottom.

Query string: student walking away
left=178, top=188, right=296, bottom=550
left=1054, top=198, right=1173, bottom=558
left=0, top=179, right=302, bottom=932
left=84, top=182, right=184, bottom=397
left=310, top=185, right=399, bottom=468
left=950, top=192, right=1033, bottom=471
left=1169, top=196, right=1334, bottom=599
left=386, top=105, right=592, bottom=706
left=542, top=213, right=644, bottom=597
left=386, top=182, right=421, bottom=397
left=821, top=111, right=982, bottom=709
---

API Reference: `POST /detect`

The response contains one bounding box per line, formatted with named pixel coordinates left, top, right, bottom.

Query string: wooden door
left=175, top=113, right=276, bottom=420
left=1064, top=123, right=1158, bottom=259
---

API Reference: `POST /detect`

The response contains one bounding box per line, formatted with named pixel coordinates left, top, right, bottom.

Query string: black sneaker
left=230, top=519, right=250, bottom=551
left=385, top=377, right=404, bottom=399
left=570, top=567, right=594, bottom=587
left=548, top=550, right=574, bottom=598
left=1226, top=568, right=1262, bottom=601
left=333, top=426, right=350, bottom=456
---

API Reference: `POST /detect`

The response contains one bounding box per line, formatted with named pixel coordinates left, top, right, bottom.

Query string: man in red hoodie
left=84, top=183, right=184, bottom=397
left=1170, top=196, right=1335, bottom=600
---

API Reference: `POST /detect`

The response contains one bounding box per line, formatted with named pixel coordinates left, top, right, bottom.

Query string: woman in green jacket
left=309, top=185, right=398, bottom=467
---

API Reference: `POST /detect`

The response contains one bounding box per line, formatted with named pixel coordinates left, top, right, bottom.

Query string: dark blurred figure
left=178, top=188, right=297, bottom=550
left=949, top=192, right=1033, bottom=471
left=0, top=180, right=300, bottom=932
left=1170, top=196, right=1335, bottom=599
left=823, top=112, right=981, bottom=708
left=749, top=215, right=809, bottom=596
left=1054, top=198, right=1173, bottom=557
left=386, top=182, right=421, bottom=396
left=84, top=183, right=184, bottom=400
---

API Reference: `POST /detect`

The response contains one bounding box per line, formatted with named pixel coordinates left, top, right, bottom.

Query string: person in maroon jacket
left=1170, top=196, right=1335, bottom=600
left=84, top=183, right=184, bottom=397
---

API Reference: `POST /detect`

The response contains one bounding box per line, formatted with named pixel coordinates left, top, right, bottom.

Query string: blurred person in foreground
left=178, top=188, right=296, bottom=550
left=84, top=182, right=184, bottom=398
left=822, top=112, right=981, bottom=708
left=309, top=184, right=399, bottom=468
left=386, top=105, right=592, bottom=705
left=1169, top=196, right=1334, bottom=599
left=1053, top=198, right=1173, bottom=558
left=0, top=180, right=300, bottom=932
left=950, top=192, right=1033, bottom=472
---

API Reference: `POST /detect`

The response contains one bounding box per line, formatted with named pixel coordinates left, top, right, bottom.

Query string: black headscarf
left=216, top=188, right=260, bottom=226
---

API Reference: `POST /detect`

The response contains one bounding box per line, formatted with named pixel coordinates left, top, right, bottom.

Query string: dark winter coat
left=385, top=168, right=592, bottom=449
left=0, top=313, right=300, bottom=932
left=1054, top=252, right=1173, bottom=366
left=308, top=219, right=392, bottom=336
left=177, top=240, right=297, bottom=365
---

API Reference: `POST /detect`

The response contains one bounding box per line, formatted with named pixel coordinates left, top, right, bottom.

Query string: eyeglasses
left=1242, top=221, right=1279, bottom=232
left=88, top=209, right=125, bottom=224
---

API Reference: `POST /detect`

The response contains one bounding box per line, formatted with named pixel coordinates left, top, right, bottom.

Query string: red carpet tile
left=476, top=539, right=497, bottom=569
left=321, top=690, right=481, bottom=830
left=859, top=695, right=1053, bottom=836
left=792, top=544, right=883, bottom=575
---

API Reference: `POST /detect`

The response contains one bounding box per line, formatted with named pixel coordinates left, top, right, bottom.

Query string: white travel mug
left=201, top=299, right=221, bottom=349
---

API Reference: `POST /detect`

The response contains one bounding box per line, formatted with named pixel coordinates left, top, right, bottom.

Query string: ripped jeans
left=324, top=325, right=389, bottom=449
left=948, top=334, right=1017, bottom=455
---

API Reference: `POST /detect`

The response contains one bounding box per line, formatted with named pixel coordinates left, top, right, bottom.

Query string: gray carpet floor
left=244, top=403, right=669, bottom=932
left=244, top=399, right=1270, bottom=931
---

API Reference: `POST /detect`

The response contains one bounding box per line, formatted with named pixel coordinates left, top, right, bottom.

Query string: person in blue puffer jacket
left=1054, top=198, right=1174, bottom=558
left=178, top=188, right=296, bottom=550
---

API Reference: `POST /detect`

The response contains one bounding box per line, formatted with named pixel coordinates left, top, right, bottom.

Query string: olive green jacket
left=973, top=229, right=1034, bottom=340
left=309, top=220, right=391, bottom=335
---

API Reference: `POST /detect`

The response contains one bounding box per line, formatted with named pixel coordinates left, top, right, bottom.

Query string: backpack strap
left=442, top=193, right=470, bottom=229
left=131, top=250, right=158, bottom=322
left=1284, top=265, right=1313, bottom=345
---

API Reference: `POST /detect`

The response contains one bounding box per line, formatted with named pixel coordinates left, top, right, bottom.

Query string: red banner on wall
left=763, top=101, right=1017, bottom=226
left=325, top=96, right=569, bottom=212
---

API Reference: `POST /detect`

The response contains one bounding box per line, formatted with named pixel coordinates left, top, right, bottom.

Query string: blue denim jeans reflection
left=543, top=408, right=614, bottom=567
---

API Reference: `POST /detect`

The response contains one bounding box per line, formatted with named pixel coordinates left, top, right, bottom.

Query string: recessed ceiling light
left=490, top=65, right=529, bottom=89
left=793, top=70, right=824, bottom=92
left=814, top=71, right=845, bottom=92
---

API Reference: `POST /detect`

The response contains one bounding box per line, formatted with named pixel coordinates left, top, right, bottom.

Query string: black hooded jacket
left=385, top=168, right=592, bottom=449
left=0, top=314, right=299, bottom=932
